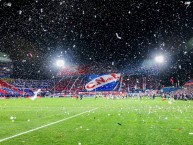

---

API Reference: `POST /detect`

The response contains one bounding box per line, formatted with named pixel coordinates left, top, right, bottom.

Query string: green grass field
left=0, top=97, right=193, bottom=145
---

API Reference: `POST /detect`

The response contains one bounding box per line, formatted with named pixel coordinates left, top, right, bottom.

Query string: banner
left=85, top=73, right=121, bottom=91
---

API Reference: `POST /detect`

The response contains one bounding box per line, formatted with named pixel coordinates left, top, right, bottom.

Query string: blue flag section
left=86, top=74, right=120, bottom=91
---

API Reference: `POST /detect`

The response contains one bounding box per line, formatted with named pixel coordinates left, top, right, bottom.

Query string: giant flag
left=85, top=73, right=121, bottom=91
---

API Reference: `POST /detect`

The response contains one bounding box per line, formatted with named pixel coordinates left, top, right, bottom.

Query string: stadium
left=1, top=1, right=193, bottom=145
left=0, top=58, right=161, bottom=98
left=1, top=57, right=192, bottom=99
left=1, top=53, right=193, bottom=144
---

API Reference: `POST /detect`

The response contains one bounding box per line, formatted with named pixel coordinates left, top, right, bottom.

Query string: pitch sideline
left=0, top=108, right=98, bottom=143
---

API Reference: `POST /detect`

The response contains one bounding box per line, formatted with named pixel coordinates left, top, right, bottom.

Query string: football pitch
left=0, top=97, right=193, bottom=145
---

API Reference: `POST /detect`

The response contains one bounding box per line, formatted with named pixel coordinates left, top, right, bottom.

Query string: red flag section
left=0, top=79, right=24, bottom=95
left=0, top=89, right=8, bottom=94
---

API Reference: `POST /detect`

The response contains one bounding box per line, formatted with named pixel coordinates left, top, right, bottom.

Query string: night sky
left=0, top=0, right=193, bottom=85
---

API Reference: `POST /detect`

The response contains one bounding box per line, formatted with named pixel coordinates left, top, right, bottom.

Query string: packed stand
left=51, top=76, right=85, bottom=95
left=1, top=78, right=52, bottom=97
left=168, top=87, right=193, bottom=100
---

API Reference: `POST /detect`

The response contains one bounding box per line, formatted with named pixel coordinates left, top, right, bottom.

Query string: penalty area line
left=0, top=108, right=98, bottom=143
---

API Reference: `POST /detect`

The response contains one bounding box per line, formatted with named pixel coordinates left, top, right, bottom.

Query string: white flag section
left=30, top=89, right=41, bottom=101
left=85, top=73, right=121, bottom=91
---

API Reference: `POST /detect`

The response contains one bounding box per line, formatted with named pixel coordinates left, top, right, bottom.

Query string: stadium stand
left=51, top=76, right=85, bottom=95
left=0, top=78, right=52, bottom=97
left=54, top=62, right=160, bottom=94
left=162, top=87, right=179, bottom=93
left=0, top=61, right=163, bottom=97
left=0, top=79, right=23, bottom=97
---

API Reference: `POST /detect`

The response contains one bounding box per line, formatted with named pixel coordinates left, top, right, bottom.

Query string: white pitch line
left=189, top=133, right=193, bottom=135
left=0, top=108, right=97, bottom=143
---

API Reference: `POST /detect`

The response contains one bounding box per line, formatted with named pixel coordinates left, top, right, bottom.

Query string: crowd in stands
left=0, top=79, right=25, bottom=97
left=0, top=73, right=193, bottom=100
left=4, top=78, right=51, bottom=90
left=53, top=76, right=85, bottom=95
left=52, top=74, right=158, bottom=96
left=164, top=87, right=193, bottom=100
left=0, top=78, right=51, bottom=97
left=52, top=74, right=159, bottom=96
left=116, top=75, right=158, bottom=92
left=54, top=62, right=160, bottom=95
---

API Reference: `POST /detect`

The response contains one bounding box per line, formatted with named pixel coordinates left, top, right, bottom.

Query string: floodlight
left=155, top=55, right=164, bottom=63
left=56, top=59, right=65, bottom=67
